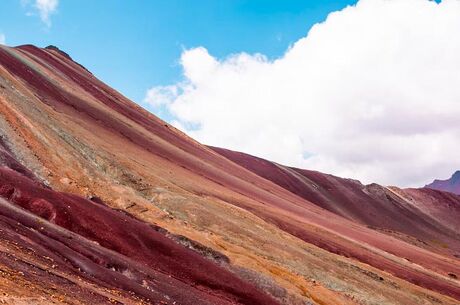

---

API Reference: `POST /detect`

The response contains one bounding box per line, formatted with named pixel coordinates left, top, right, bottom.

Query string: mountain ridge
left=1, top=44, right=460, bottom=305
left=426, top=171, right=460, bottom=195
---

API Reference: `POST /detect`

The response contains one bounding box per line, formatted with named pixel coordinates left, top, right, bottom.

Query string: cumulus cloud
left=145, top=86, right=180, bottom=107
left=36, top=0, right=59, bottom=26
left=0, top=34, right=5, bottom=45
left=144, top=0, right=460, bottom=187
left=22, top=0, right=59, bottom=27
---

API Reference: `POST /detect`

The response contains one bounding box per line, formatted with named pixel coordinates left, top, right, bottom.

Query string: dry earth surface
left=0, top=44, right=459, bottom=305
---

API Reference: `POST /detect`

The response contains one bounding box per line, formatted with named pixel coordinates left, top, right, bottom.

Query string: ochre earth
left=0, top=45, right=459, bottom=305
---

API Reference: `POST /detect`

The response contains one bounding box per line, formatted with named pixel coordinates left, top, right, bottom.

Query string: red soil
left=1, top=44, right=460, bottom=303
left=0, top=162, right=279, bottom=304
left=211, top=146, right=460, bottom=247
left=211, top=147, right=460, bottom=299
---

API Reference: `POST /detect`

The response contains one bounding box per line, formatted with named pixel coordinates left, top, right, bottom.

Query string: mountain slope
left=211, top=146, right=460, bottom=254
left=426, top=171, right=460, bottom=195
left=0, top=44, right=459, bottom=305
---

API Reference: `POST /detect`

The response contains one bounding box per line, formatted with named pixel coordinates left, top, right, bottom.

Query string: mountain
left=0, top=44, right=459, bottom=305
left=211, top=147, right=460, bottom=248
left=426, top=171, right=460, bottom=195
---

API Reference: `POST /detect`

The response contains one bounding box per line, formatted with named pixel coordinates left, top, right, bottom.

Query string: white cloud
left=145, top=85, right=180, bottom=107
left=144, top=0, right=460, bottom=187
left=0, top=34, right=5, bottom=45
left=23, top=0, right=59, bottom=27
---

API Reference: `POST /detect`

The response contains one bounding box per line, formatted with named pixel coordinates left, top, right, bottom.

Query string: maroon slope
left=0, top=142, right=279, bottom=305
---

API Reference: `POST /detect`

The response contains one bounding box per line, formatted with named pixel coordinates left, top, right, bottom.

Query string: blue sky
left=0, top=0, right=357, bottom=105
left=2, top=0, right=457, bottom=187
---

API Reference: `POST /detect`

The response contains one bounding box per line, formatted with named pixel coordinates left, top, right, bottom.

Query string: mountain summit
left=1, top=44, right=460, bottom=305
left=426, top=171, right=460, bottom=195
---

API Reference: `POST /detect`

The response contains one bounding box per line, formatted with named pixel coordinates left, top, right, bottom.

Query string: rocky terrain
left=0, top=44, right=459, bottom=305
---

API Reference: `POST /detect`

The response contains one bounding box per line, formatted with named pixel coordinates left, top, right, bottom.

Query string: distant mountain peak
left=425, top=171, right=460, bottom=195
